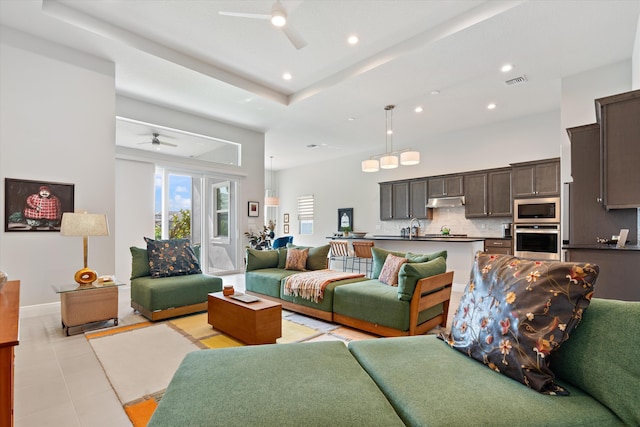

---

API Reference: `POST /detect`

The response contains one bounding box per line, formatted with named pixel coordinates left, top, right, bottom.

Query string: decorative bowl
left=351, top=232, right=367, bottom=238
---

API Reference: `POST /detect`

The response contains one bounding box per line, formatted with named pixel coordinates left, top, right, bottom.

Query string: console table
left=54, top=281, right=123, bottom=335
left=1, top=280, right=20, bottom=427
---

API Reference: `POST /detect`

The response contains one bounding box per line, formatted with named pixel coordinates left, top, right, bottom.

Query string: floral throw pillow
left=378, top=254, right=408, bottom=286
left=441, top=252, right=598, bottom=395
left=285, top=248, right=308, bottom=271
left=145, top=237, right=202, bottom=278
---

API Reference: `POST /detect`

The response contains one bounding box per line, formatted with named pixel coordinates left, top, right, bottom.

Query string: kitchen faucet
left=409, top=218, right=421, bottom=240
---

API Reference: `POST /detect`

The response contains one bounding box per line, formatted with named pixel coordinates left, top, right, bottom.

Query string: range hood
left=426, top=196, right=465, bottom=208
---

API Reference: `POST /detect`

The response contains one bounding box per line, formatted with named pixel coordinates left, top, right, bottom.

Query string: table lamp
left=60, top=211, right=109, bottom=286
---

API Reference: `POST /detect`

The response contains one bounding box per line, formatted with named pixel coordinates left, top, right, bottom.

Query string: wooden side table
left=54, top=281, right=123, bottom=335
left=208, top=292, right=282, bottom=344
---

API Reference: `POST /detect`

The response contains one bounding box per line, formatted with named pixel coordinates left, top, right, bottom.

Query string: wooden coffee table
left=208, top=292, right=282, bottom=344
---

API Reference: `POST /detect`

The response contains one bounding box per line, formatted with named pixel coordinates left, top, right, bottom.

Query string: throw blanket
left=283, top=269, right=365, bottom=303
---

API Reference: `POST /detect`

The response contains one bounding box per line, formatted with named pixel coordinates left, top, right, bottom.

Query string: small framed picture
left=284, top=213, right=289, bottom=223
left=284, top=224, right=290, bottom=234
left=338, top=208, right=353, bottom=231
left=248, top=201, right=259, bottom=217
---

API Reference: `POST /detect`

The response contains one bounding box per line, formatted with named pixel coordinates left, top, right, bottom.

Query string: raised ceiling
left=1, top=0, right=638, bottom=170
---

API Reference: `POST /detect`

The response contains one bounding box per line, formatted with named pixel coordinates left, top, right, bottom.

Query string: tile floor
left=13, top=273, right=461, bottom=427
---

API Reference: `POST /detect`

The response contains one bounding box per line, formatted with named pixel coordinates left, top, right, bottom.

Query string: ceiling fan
left=218, top=1, right=307, bottom=50
left=138, top=133, right=177, bottom=149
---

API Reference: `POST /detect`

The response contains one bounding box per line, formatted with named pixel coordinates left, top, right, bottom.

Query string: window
left=155, top=170, right=193, bottom=239
left=297, top=195, right=314, bottom=235
left=212, top=182, right=229, bottom=238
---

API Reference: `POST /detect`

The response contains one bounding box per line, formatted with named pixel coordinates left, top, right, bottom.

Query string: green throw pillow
left=286, top=244, right=330, bottom=271
left=371, top=247, right=448, bottom=279
left=397, top=257, right=447, bottom=301
left=277, top=248, right=288, bottom=269
left=245, top=248, right=279, bottom=271
left=130, top=246, right=151, bottom=279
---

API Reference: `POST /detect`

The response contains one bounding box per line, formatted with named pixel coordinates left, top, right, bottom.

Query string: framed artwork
left=4, top=178, right=74, bottom=232
left=284, top=224, right=290, bottom=234
left=284, top=213, right=289, bottom=224
left=248, top=201, right=259, bottom=217
left=338, top=208, right=353, bottom=231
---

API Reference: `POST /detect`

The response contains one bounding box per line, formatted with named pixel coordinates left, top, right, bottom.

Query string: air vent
left=505, top=75, right=528, bottom=86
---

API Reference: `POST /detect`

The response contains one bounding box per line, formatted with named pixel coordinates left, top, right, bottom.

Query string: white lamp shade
left=265, top=196, right=280, bottom=207
left=401, top=151, right=420, bottom=165
left=60, top=212, right=109, bottom=237
left=380, top=155, right=399, bottom=169
left=361, top=159, right=379, bottom=172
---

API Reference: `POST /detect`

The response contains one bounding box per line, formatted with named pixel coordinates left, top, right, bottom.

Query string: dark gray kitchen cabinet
left=379, top=181, right=409, bottom=220
left=511, top=158, right=560, bottom=198
left=428, top=175, right=463, bottom=198
left=595, top=89, right=640, bottom=209
left=464, top=169, right=512, bottom=218
left=567, top=123, right=637, bottom=244
left=409, top=179, right=431, bottom=219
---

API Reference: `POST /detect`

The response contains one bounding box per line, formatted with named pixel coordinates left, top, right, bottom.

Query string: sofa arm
left=408, top=271, right=454, bottom=335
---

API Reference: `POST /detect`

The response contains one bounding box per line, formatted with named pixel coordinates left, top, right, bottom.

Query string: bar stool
left=352, top=240, right=375, bottom=277
left=329, top=240, right=353, bottom=272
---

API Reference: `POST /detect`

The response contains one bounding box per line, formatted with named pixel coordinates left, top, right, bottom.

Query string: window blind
left=297, top=195, right=314, bottom=220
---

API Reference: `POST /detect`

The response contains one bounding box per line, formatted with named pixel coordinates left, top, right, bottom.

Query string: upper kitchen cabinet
left=380, top=181, right=409, bottom=220
left=511, top=158, right=560, bottom=198
left=595, top=89, right=640, bottom=210
left=464, top=168, right=512, bottom=218
left=567, top=123, right=637, bottom=244
left=428, top=175, right=463, bottom=198
left=408, top=179, right=432, bottom=219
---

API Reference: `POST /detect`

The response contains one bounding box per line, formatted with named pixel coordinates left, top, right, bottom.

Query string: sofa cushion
left=442, top=252, right=599, bottom=395
left=131, top=273, right=222, bottom=312
left=348, top=335, right=623, bottom=427
left=130, top=246, right=151, bottom=279
left=286, top=244, right=330, bottom=271
left=245, top=248, right=279, bottom=271
left=277, top=248, right=288, bottom=269
left=333, top=280, right=444, bottom=331
left=148, top=342, right=405, bottom=427
left=245, top=268, right=297, bottom=298
left=551, top=298, right=640, bottom=426
left=397, top=256, right=447, bottom=301
left=285, top=248, right=308, bottom=271
left=378, top=254, right=407, bottom=286
left=371, top=247, right=447, bottom=279
left=145, top=237, right=201, bottom=278
left=280, top=276, right=367, bottom=313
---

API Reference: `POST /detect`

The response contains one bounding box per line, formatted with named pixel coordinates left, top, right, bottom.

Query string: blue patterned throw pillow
left=441, top=252, right=598, bottom=395
left=145, top=237, right=202, bottom=278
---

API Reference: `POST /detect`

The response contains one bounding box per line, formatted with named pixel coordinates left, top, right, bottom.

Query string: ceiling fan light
left=362, top=159, right=379, bottom=172
left=380, top=155, right=399, bottom=169
left=400, top=151, right=420, bottom=165
left=271, top=3, right=287, bottom=27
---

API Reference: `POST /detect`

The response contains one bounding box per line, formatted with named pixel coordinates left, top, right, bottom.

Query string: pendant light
left=361, top=105, right=420, bottom=172
left=265, top=156, right=280, bottom=207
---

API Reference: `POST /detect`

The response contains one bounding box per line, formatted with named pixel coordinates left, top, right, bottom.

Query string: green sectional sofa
left=149, top=297, right=640, bottom=426
left=245, top=245, right=453, bottom=336
left=129, top=246, right=222, bottom=320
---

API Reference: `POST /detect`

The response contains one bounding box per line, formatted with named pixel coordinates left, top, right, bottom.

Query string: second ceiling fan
left=218, top=1, right=307, bottom=50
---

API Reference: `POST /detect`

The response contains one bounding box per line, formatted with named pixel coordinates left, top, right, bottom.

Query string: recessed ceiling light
left=282, top=72, right=292, bottom=80
left=348, top=35, right=359, bottom=45
left=415, top=106, right=423, bottom=113
left=501, top=64, right=513, bottom=72
left=348, top=117, right=356, bottom=121
left=487, top=103, right=497, bottom=110
left=430, top=90, right=440, bottom=95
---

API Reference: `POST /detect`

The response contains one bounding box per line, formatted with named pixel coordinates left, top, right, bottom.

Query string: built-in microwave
left=514, top=197, right=560, bottom=223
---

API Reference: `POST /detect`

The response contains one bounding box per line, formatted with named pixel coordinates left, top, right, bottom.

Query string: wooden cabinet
left=1, top=280, right=20, bottom=427
left=511, top=158, right=560, bottom=198
left=409, top=179, right=431, bottom=219
left=484, top=239, right=512, bottom=255
left=428, top=175, right=463, bottom=198
left=567, top=124, right=637, bottom=244
left=379, top=182, right=409, bottom=220
left=595, top=89, right=640, bottom=209
left=465, top=169, right=512, bottom=218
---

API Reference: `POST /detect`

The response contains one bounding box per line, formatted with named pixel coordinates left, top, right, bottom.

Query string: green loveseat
left=129, top=246, right=222, bottom=321
left=149, top=297, right=640, bottom=426
left=245, top=245, right=454, bottom=336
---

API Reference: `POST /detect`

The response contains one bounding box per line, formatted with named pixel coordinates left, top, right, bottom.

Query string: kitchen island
left=328, top=235, right=485, bottom=291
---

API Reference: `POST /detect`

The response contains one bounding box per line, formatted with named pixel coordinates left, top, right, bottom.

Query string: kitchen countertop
left=327, top=235, right=489, bottom=243
left=563, top=243, right=640, bottom=252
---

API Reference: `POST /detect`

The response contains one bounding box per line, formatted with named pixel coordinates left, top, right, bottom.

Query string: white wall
left=633, top=13, right=640, bottom=89
left=278, top=110, right=561, bottom=248
left=0, top=29, right=116, bottom=306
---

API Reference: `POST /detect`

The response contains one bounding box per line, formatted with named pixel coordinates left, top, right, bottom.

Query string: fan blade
left=218, top=11, right=270, bottom=20
left=159, top=141, right=178, bottom=148
left=281, top=24, right=307, bottom=49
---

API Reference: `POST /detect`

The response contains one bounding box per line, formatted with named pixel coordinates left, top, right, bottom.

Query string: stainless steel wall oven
left=514, top=224, right=561, bottom=261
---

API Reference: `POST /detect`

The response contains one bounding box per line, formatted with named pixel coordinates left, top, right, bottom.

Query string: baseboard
left=20, top=301, right=60, bottom=318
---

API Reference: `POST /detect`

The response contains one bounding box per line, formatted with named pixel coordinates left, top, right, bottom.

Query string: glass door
left=204, top=177, right=238, bottom=274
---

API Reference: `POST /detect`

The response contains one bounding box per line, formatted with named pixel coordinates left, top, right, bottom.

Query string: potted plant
left=341, top=226, right=352, bottom=237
